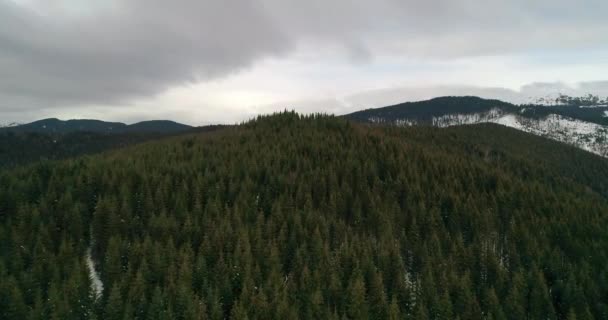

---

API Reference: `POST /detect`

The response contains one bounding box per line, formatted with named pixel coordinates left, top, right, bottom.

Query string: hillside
left=345, top=96, right=608, bottom=157
left=0, top=125, right=227, bottom=169
left=1, top=112, right=607, bottom=319
left=1, top=118, right=193, bottom=134
left=0, top=131, right=165, bottom=169
left=345, top=96, right=517, bottom=123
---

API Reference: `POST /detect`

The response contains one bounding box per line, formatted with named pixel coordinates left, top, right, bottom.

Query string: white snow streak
left=385, top=109, right=608, bottom=157
left=86, top=248, right=104, bottom=300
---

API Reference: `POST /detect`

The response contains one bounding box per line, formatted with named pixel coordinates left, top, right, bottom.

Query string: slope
left=0, top=125, right=227, bottom=169
left=1, top=112, right=607, bottom=319
left=344, top=96, right=608, bottom=157
left=345, top=96, right=516, bottom=123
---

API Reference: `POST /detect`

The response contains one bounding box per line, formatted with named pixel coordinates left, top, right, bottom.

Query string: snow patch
left=386, top=109, right=608, bottom=157
left=395, top=118, right=418, bottom=126
left=86, top=248, right=104, bottom=300
left=493, top=114, right=524, bottom=130
left=432, top=108, right=503, bottom=128
left=490, top=114, right=607, bottom=156
left=368, top=116, right=386, bottom=124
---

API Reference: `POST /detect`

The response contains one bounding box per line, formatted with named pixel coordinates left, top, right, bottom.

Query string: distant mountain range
left=345, top=96, right=608, bottom=157
left=0, top=118, right=192, bottom=134
left=4, top=96, right=608, bottom=158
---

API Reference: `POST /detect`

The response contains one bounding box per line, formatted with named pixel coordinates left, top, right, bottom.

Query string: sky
left=2, top=0, right=608, bottom=125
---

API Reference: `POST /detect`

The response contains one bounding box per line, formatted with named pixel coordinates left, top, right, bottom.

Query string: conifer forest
left=1, top=113, right=608, bottom=319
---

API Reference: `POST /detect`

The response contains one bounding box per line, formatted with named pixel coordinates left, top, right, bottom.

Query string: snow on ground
left=432, top=108, right=503, bottom=127
left=604, top=111, right=608, bottom=118
left=493, top=114, right=525, bottom=130
left=385, top=109, right=608, bottom=157
left=86, top=248, right=104, bottom=300
left=490, top=114, right=607, bottom=156
left=368, top=116, right=388, bottom=124
left=395, top=118, right=418, bottom=126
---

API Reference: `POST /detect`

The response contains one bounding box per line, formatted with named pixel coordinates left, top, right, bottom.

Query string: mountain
left=345, top=96, right=608, bottom=157
left=1, top=118, right=193, bottom=134
left=125, top=120, right=193, bottom=133
left=346, top=96, right=517, bottom=123
left=1, top=112, right=607, bottom=319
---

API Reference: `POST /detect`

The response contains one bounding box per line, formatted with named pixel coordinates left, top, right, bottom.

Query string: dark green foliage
left=1, top=112, right=608, bottom=319
left=0, top=131, right=155, bottom=169
left=0, top=125, right=227, bottom=169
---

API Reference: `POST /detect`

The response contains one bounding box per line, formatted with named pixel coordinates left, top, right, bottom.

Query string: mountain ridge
left=1, top=118, right=193, bottom=134
left=344, top=96, right=608, bottom=157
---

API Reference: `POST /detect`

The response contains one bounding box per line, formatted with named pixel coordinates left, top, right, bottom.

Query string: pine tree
left=528, top=268, right=556, bottom=320
left=147, top=286, right=167, bottom=320
left=3, top=280, right=27, bottom=319
left=346, top=270, right=368, bottom=320
left=368, top=270, right=389, bottom=320
left=388, top=296, right=401, bottom=320
left=484, top=288, right=506, bottom=320
left=105, top=283, right=124, bottom=320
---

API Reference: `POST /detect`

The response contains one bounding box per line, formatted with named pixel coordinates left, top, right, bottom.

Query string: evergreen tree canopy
left=1, top=112, right=607, bottom=319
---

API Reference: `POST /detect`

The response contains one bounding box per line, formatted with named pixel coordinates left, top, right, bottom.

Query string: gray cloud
left=1, top=0, right=608, bottom=114
left=1, top=0, right=288, bottom=107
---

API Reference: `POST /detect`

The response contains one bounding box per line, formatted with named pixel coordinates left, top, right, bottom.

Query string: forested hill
left=2, top=112, right=608, bottom=319
left=0, top=125, right=226, bottom=169
left=345, top=96, right=517, bottom=123
left=1, top=118, right=192, bottom=134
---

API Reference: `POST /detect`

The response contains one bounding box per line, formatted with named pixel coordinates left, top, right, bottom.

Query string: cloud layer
left=1, top=0, right=608, bottom=122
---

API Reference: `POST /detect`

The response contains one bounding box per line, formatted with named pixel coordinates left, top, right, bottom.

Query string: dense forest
left=0, top=125, right=226, bottom=169
left=1, top=112, right=608, bottom=319
left=0, top=131, right=156, bottom=169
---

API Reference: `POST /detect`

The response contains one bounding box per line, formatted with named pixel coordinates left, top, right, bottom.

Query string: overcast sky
left=2, top=0, right=608, bottom=125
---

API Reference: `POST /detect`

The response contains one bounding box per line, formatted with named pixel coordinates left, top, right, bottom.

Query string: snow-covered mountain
left=0, top=122, right=21, bottom=128
left=345, top=96, right=608, bottom=157
left=421, top=108, right=606, bottom=156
